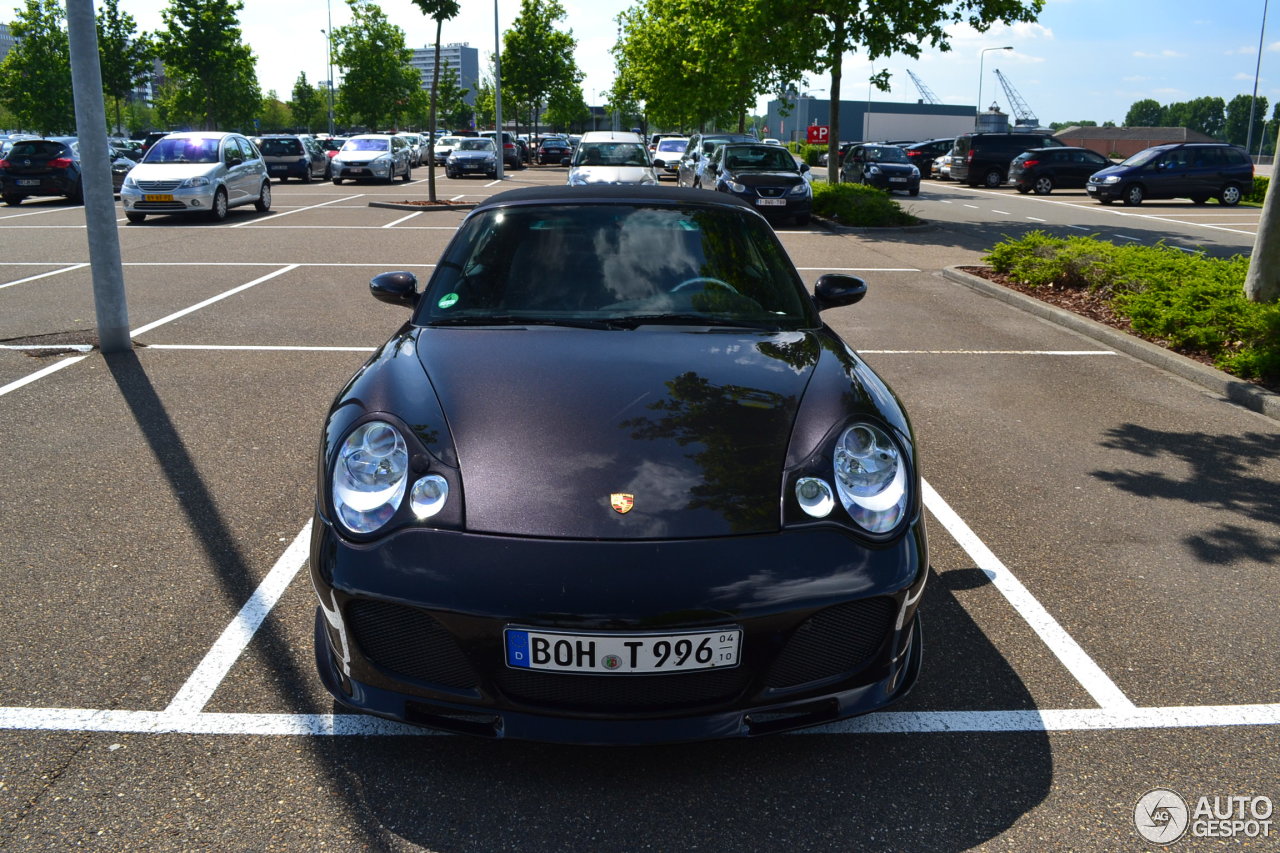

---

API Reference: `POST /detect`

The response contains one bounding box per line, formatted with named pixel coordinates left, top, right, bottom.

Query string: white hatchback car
left=566, top=131, right=657, bottom=187
left=119, top=131, right=271, bottom=223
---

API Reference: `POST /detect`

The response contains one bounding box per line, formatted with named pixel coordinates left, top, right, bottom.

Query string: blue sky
left=13, top=0, right=1274, bottom=127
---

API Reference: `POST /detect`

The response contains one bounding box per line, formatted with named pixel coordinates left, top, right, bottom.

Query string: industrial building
left=410, top=42, right=479, bottom=107
left=763, top=95, right=977, bottom=144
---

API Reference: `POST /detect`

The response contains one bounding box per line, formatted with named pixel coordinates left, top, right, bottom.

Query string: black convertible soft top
left=474, top=184, right=758, bottom=213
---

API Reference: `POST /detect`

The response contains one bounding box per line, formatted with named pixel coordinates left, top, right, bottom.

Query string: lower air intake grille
left=766, top=597, right=896, bottom=688
left=495, top=667, right=749, bottom=713
left=346, top=599, right=477, bottom=689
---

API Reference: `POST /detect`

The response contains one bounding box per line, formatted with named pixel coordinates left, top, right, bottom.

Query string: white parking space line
left=862, top=349, right=1114, bottom=356
left=1115, top=234, right=1141, bottom=241
left=1027, top=216, right=1047, bottom=222
left=145, top=344, right=377, bottom=353
left=230, top=194, right=362, bottom=228
left=796, top=267, right=922, bottom=272
left=992, top=210, right=1011, bottom=216
left=165, top=522, right=312, bottom=715
left=0, top=263, right=87, bottom=290
left=383, top=211, right=423, bottom=228
left=0, top=356, right=88, bottom=399
left=130, top=265, right=298, bottom=338
left=922, top=478, right=1136, bottom=710
left=0, top=206, right=76, bottom=220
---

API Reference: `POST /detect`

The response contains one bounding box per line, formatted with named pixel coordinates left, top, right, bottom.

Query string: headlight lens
left=868, top=166, right=881, bottom=175
left=182, top=176, right=210, bottom=188
left=123, top=175, right=137, bottom=188
left=726, top=180, right=746, bottom=192
left=788, top=181, right=810, bottom=196
left=410, top=474, right=449, bottom=519
left=1102, top=175, right=1121, bottom=184
left=910, top=166, right=920, bottom=177
left=332, top=421, right=409, bottom=534
left=832, top=423, right=908, bottom=533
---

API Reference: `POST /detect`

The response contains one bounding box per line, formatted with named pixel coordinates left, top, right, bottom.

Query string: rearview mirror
left=370, top=271, right=419, bottom=308
left=813, top=274, right=867, bottom=311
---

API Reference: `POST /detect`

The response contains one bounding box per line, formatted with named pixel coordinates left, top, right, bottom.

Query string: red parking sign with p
left=807, top=125, right=829, bottom=145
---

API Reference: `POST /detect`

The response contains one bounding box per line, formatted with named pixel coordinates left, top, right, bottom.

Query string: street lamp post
left=322, top=29, right=335, bottom=136
left=977, top=46, right=1013, bottom=119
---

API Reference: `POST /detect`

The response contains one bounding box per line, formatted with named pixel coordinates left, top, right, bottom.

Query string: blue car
left=1086, top=143, right=1252, bottom=206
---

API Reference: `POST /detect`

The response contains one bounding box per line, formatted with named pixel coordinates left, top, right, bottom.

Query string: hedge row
left=984, top=232, right=1279, bottom=385
left=810, top=182, right=921, bottom=227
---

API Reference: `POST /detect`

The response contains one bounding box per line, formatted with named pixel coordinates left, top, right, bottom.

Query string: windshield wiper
left=608, top=313, right=777, bottom=330
left=428, top=315, right=618, bottom=330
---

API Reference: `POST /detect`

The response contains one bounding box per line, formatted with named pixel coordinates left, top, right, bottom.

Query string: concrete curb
left=368, top=201, right=477, bottom=212
left=810, top=214, right=937, bottom=234
left=943, top=266, right=1280, bottom=422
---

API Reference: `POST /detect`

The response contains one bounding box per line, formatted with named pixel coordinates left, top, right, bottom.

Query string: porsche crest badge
left=610, top=493, right=635, bottom=514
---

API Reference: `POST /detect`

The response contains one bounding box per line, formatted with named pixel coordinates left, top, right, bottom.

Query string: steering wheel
left=671, top=276, right=739, bottom=294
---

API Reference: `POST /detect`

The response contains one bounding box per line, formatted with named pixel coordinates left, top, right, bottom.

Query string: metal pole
left=493, top=0, right=503, bottom=179
left=1247, top=0, right=1269, bottom=156
left=66, top=0, right=130, bottom=354
left=325, top=0, right=336, bottom=136
left=977, top=46, right=1013, bottom=121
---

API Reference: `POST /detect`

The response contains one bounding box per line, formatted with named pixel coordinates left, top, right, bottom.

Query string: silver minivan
left=565, top=131, right=657, bottom=187
left=119, top=131, right=271, bottom=223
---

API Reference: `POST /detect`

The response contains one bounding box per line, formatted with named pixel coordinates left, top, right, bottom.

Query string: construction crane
left=906, top=70, right=940, bottom=105
left=992, top=68, right=1038, bottom=127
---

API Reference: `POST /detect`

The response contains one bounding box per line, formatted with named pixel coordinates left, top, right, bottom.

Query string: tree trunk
left=427, top=16, right=442, bottom=202
left=827, top=19, right=845, bottom=185
left=1245, top=172, right=1280, bottom=302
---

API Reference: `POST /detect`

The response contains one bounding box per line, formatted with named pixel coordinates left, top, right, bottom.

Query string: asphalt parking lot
left=0, top=168, right=1276, bottom=850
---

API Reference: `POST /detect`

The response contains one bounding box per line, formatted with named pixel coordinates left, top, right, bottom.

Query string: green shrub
left=983, top=232, right=1279, bottom=385
left=1247, top=175, right=1269, bottom=204
left=811, top=181, right=921, bottom=227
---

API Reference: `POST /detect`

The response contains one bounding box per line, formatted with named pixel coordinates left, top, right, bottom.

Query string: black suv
left=949, top=131, right=1064, bottom=187
left=677, top=132, right=757, bottom=188
left=902, top=138, right=953, bottom=179
left=1085, top=143, right=1253, bottom=206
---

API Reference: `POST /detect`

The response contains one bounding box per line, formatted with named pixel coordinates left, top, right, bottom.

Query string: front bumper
left=120, top=183, right=217, bottom=213
left=333, top=161, right=392, bottom=180
left=310, top=517, right=928, bottom=744
left=863, top=174, right=920, bottom=193
left=1086, top=183, right=1118, bottom=201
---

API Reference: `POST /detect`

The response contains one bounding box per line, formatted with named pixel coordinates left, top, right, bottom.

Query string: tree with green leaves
left=155, top=0, right=260, bottom=130
left=1225, top=94, right=1267, bottom=150
left=260, top=90, right=291, bottom=132
left=96, top=0, right=153, bottom=135
left=0, top=0, right=74, bottom=135
left=544, top=86, right=589, bottom=133
left=473, top=72, right=496, bottom=129
left=433, top=64, right=472, bottom=131
left=1164, top=96, right=1226, bottom=139
left=502, top=0, right=581, bottom=137
left=332, top=0, right=421, bottom=130
left=289, top=72, right=327, bottom=133
left=410, top=0, right=460, bottom=201
left=1124, top=98, right=1164, bottom=127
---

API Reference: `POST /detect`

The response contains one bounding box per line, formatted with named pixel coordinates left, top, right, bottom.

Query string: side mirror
left=228, top=156, right=243, bottom=167
left=799, top=163, right=810, bottom=173
left=813, top=274, right=867, bottom=311
left=370, top=271, right=419, bottom=308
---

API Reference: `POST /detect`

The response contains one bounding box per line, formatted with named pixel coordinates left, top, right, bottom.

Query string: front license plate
left=462, top=164, right=478, bottom=169
left=270, top=165, right=287, bottom=171
left=16, top=179, right=39, bottom=186
left=505, top=627, right=741, bottom=674
left=143, top=193, right=173, bottom=202
left=755, top=198, right=786, bottom=206
left=889, top=177, right=907, bottom=183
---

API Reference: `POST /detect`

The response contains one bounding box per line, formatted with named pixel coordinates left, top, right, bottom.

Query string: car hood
left=414, top=326, right=821, bottom=539
left=1088, top=164, right=1128, bottom=180
left=726, top=170, right=804, bottom=187
left=569, top=166, right=657, bottom=184
left=860, top=162, right=914, bottom=174
left=451, top=150, right=494, bottom=160
left=127, top=162, right=225, bottom=181
left=335, top=151, right=388, bottom=163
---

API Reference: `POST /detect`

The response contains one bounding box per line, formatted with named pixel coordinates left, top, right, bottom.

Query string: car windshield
left=573, top=142, right=649, bottom=167
left=458, top=139, right=494, bottom=151
left=722, top=145, right=797, bottom=171
left=259, top=138, right=303, bottom=156
left=143, top=137, right=222, bottom=164
left=657, top=139, right=687, bottom=153
left=415, top=203, right=817, bottom=331
left=343, top=138, right=390, bottom=152
left=860, top=146, right=908, bottom=163
left=1119, top=148, right=1166, bottom=168
left=438, top=137, right=462, bottom=147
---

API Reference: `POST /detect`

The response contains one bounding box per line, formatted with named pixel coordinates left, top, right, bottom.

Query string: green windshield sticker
left=438, top=293, right=459, bottom=309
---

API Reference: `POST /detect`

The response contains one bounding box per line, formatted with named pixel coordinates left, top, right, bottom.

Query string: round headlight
left=795, top=477, right=834, bottom=517
left=833, top=423, right=907, bottom=533
left=410, top=474, right=449, bottom=519
left=332, top=421, right=408, bottom=534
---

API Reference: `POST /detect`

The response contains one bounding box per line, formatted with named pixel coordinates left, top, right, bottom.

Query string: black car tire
left=1016, top=185, right=1030, bottom=194
left=402, top=166, right=412, bottom=183
left=208, top=188, right=229, bottom=221
left=1219, top=184, right=1243, bottom=206
left=1, top=195, right=21, bottom=206
left=255, top=181, right=272, bottom=212
left=67, top=180, right=84, bottom=205
left=301, top=166, right=312, bottom=184
left=1033, top=176, right=1054, bottom=195
left=1190, top=194, right=1210, bottom=205
left=324, top=161, right=332, bottom=180
left=1098, top=197, right=1114, bottom=205
left=908, top=187, right=919, bottom=197
left=794, top=213, right=810, bottom=226
left=983, top=168, right=1003, bottom=188
left=125, top=211, right=146, bottom=223
left=333, top=177, right=343, bottom=185
left=1122, top=184, right=1144, bottom=206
